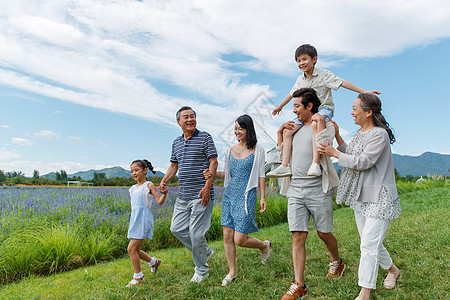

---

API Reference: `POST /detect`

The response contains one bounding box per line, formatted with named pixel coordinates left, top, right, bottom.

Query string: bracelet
left=261, top=198, right=266, bottom=201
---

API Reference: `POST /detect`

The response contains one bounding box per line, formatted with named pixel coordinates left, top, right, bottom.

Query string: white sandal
left=261, top=240, right=271, bottom=265
left=221, top=274, right=237, bottom=286
left=126, top=276, right=144, bottom=287
left=384, top=269, right=400, bottom=289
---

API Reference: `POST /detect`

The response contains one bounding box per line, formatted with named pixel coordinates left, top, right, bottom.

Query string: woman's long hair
left=358, top=93, right=396, bottom=144
left=236, top=114, right=257, bottom=149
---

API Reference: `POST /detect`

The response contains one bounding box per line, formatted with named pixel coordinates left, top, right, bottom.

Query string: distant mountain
left=333, top=151, right=449, bottom=177
left=42, top=166, right=165, bottom=180
left=392, top=152, right=449, bottom=176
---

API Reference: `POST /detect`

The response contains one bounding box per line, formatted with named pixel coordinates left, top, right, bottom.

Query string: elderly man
left=159, top=106, right=218, bottom=283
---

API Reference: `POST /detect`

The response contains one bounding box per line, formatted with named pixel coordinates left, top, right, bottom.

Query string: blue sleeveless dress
left=221, top=152, right=258, bottom=234
left=127, top=182, right=154, bottom=239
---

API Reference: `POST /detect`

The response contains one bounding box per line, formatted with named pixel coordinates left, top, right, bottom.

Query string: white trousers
left=355, top=211, right=393, bottom=289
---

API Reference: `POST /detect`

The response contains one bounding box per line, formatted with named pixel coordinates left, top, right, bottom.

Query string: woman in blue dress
left=126, top=159, right=167, bottom=287
left=205, top=114, right=270, bottom=287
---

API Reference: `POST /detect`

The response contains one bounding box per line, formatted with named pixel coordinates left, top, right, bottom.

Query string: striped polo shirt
left=170, top=128, right=217, bottom=201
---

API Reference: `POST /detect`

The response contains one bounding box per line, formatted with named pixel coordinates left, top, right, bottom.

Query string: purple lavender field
left=0, top=185, right=224, bottom=237
left=0, top=185, right=285, bottom=282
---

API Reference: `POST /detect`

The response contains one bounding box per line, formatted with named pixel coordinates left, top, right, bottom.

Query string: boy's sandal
left=126, top=276, right=144, bottom=287
left=151, top=258, right=162, bottom=273
left=221, top=274, right=237, bottom=286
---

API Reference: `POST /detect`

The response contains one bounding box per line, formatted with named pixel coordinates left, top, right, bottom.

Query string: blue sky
left=1, top=0, right=449, bottom=176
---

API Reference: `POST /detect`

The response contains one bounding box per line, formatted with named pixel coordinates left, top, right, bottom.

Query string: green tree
left=55, top=171, right=61, bottom=181
left=60, top=170, right=68, bottom=181
left=12, top=175, right=25, bottom=184
left=92, top=172, right=107, bottom=186
left=33, top=170, right=40, bottom=179
left=6, top=171, right=25, bottom=178
left=0, top=170, right=6, bottom=184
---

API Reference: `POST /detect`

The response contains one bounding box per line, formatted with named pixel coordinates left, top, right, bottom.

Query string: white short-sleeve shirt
left=290, top=68, right=344, bottom=112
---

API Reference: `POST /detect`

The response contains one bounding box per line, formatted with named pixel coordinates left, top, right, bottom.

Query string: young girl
left=126, top=159, right=167, bottom=287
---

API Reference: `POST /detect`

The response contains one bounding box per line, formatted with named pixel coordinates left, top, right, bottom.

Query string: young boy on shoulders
left=268, top=44, right=379, bottom=178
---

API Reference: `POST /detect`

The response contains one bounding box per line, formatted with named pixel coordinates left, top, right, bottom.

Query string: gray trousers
left=170, top=197, right=214, bottom=276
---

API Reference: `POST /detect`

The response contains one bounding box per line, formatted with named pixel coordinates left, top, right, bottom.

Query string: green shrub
left=205, top=205, right=223, bottom=241
left=256, top=196, right=288, bottom=228
left=79, top=232, right=114, bottom=264
left=0, top=233, right=37, bottom=281
left=32, top=224, right=81, bottom=274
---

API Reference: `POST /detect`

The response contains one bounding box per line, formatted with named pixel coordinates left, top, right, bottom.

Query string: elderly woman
left=318, top=93, right=401, bottom=300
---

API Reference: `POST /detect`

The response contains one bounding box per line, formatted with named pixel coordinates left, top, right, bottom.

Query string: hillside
left=40, top=152, right=449, bottom=180
left=42, top=166, right=165, bottom=180
left=333, top=151, right=449, bottom=176
left=392, top=152, right=449, bottom=176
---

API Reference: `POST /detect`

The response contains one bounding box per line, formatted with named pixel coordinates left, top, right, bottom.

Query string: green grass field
left=0, top=184, right=448, bottom=299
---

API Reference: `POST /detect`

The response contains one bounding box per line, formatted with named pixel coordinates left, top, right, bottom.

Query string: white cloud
left=339, top=127, right=350, bottom=137
left=0, top=148, right=21, bottom=160
left=0, top=0, right=449, bottom=147
left=69, top=136, right=82, bottom=143
left=34, top=130, right=60, bottom=140
left=11, top=137, right=33, bottom=146
left=96, top=140, right=108, bottom=148
left=0, top=124, right=10, bottom=129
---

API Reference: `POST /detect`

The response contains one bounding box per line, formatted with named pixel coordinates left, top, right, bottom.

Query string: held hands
left=158, top=182, right=168, bottom=195
left=203, top=168, right=212, bottom=180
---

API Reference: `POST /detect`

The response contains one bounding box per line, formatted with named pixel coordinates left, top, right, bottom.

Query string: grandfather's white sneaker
left=190, top=272, right=209, bottom=283
left=307, top=163, right=321, bottom=176
left=267, top=165, right=292, bottom=178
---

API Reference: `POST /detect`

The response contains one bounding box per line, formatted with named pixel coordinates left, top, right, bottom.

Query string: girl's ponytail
left=143, top=159, right=157, bottom=174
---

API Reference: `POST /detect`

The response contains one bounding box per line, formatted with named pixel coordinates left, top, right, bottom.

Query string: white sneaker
left=267, top=165, right=292, bottom=178
left=307, top=163, right=321, bottom=176
left=221, top=274, right=237, bottom=286
left=190, top=272, right=209, bottom=283
left=261, top=240, right=271, bottom=265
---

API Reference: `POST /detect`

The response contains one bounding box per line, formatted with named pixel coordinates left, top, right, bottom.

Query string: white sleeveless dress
left=127, top=182, right=155, bottom=239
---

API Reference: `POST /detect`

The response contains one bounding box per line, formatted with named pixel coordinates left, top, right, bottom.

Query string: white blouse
left=336, top=129, right=401, bottom=220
